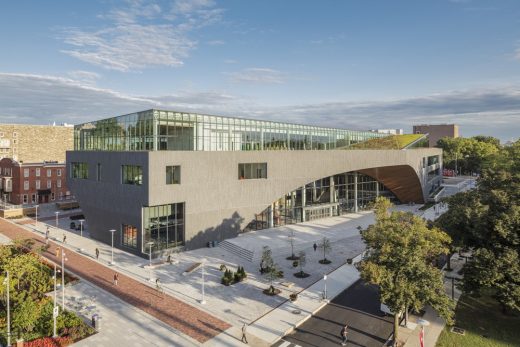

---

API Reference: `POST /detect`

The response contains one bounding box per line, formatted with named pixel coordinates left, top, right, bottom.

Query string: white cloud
left=60, top=0, right=223, bottom=71
left=67, top=70, right=101, bottom=86
left=227, top=68, right=287, bottom=84
left=1, top=72, right=519, bottom=141
left=207, top=40, right=225, bottom=46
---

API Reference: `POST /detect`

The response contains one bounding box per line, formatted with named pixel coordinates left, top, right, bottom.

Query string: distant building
left=413, top=124, right=459, bottom=147
left=0, top=124, right=73, bottom=163
left=371, top=129, right=404, bottom=135
left=0, top=158, right=70, bottom=205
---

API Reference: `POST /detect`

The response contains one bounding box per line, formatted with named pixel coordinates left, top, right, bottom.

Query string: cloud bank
left=0, top=72, right=519, bottom=141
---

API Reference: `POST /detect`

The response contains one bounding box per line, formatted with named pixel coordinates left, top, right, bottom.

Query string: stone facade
left=0, top=124, right=73, bottom=163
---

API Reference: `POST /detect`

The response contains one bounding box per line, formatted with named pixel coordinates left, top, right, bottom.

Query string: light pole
left=417, top=318, right=430, bottom=347
left=61, top=251, right=68, bottom=310
left=53, top=264, right=59, bottom=338
left=34, top=204, right=39, bottom=226
left=200, top=258, right=207, bottom=304
left=146, top=241, right=154, bottom=281
left=4, top=271, right=11, bottom=346
left=109, top=229, right=116, bottom=265
left=55, top=211, right=60, bottom=229
left=79, top=219, right=85, bottom=238
left=323, top=274, right=328, bottom=302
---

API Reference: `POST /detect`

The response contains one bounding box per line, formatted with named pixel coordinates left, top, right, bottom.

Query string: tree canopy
left=436, top=136, right=500, bottom=174
left=360, top=197, right=453, bottom=345
left=437, top=140, right=520, bottom=313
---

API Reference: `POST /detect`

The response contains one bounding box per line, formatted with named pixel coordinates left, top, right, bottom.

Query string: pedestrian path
left=0, top=218, right=230, bottom=344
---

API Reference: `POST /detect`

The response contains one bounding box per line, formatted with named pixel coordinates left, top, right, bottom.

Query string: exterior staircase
left=219, top=240, right=255, bottom=262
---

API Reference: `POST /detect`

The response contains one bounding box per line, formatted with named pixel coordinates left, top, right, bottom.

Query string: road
left=276, top=279, right=393, bottom=347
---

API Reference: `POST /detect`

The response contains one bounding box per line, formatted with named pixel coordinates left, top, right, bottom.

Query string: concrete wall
left=68, top=148, right=441, bottom=257
left=66, top=151, right=148, bottom=254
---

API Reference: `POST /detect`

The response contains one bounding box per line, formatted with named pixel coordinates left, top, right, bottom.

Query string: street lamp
left=53, top=264, right=60, bottom=337
left=4, top=271, right=11, bottom=346
left=145, top=241, right=154, bottom=281
left=200, top=258, right=207, bottom=305
left=109, top=229, right=116, bottom=265
left=55, top=211, right=60, bottom=229
left=61, top=251, right=68, bottom=310
left=417, top=318, right=430, bottom=347
left=323, top=274, right=328, bottom=302
left=34, top=204, right=39, bottom=226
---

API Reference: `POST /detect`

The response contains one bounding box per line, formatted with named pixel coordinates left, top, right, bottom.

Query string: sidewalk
left=0, top=218, right=230, bottom=344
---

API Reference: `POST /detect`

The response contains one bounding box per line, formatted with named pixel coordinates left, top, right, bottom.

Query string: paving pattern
left=0, top=218, right=230, bottom=343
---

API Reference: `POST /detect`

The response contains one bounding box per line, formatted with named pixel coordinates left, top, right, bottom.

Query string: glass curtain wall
left=245, top=172, right=395, bottom=232
left=74, top=109, right=387, bottom=151
left=142, top=203, right=184, bottom=253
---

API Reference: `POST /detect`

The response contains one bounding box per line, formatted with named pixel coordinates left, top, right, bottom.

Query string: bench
left=182, top=262, right=202, bottom=276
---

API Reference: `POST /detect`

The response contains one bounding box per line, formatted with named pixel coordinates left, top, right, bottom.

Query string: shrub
left=292, top=260, right=298, bottom=268
left=24, top=336, right=73, bottom=347
left=219, top=264, right=227, bottom=272
left=289, top=293, right=298, bottom=301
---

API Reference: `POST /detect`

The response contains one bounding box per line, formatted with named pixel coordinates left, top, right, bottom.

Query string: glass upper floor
left=74, top=109, right=388, bottom=151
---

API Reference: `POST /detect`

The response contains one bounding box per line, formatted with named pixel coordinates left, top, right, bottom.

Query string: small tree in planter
left=263, top=263, right=281, bottom=295
left=286, top=230, right=299, bottom=260
left=260, top=246, right=273, bottom=274
left=294, top=250, right=309, bottom=278
left=289, top=293, right=298, bottom=301
left=318, top=237, right=332, bottom=264
left=221, top=269, right=234, bottom=286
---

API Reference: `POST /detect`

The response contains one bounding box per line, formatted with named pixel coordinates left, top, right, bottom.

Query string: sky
left=1, top=0, right=520, bottom=141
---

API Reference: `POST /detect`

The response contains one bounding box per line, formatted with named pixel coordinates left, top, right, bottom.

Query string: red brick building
left=0, top=158, right=70, bottom=205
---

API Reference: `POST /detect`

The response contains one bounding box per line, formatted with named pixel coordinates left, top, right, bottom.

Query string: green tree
left=11, top=297, right=41, bottom=340
left=360, top=197, right=454, bottom=346
left=436, top=136, right=500, bottom=174
left=438, top=140, right=520, bottom=313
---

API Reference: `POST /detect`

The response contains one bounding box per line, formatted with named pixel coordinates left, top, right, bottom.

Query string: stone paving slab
left=0, top=218, right=230, bottom=344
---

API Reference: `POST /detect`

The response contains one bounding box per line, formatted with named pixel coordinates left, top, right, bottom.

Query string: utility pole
left=4, top=271, right=11, bottom=346
left=53, top=264, right=58, bottom=337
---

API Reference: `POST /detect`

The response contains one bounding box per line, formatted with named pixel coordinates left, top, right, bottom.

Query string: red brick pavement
left=0, top=218, right=230, bottom=343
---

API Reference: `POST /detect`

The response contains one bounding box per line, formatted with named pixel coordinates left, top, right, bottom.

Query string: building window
left=36, top=168, right=40, bottom=177
left=31, top=194, right=37, bottom=203
left=24, top=181, right=29, bottom=190
left=142, top=203, right=184, bottom=252
left=23, top=194, right=28, bottom=204
left=23, top=168, right=29, bottom=178
left=238, top=163, right=267, bottom=179
left=47, top=169, right=52, bottom=177
left=12, top=132, right=17, bottom=137
left=47, top=180, right=51, bottom=189
left=122, top=224, right=138, bottom=248
left=122, top=165, right=142, bottom=185
left=51, top=192, right=55, bottom=201
left=71, top=162, right=88, bottom=179
left=35, top=180, right=40, bottom=189
left=166, top=165, right=181, bottom=184
left=96, top=163, right=101, bottom=181
left=57, top=169, right=62, bottom=177
left=57, top=179, right=61, bottom=188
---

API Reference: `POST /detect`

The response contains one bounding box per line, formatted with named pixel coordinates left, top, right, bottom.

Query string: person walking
left=113, top=272, right=119, bottom=286
left=241, top=323, right=248, bottom=344
left=55, top=247, right=60, bottom=258
left=45, top=227, right=50, bottom=244
left=95, top=248, right=100, bottom=260
left=313, top=242, right=318, bottom=252
left=63, top=234, right=67, bottom=244
left=340, top=324, right=348, bottom=346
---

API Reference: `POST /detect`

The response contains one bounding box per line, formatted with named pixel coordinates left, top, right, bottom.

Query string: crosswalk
left=272, top=339, right=302, bottom=347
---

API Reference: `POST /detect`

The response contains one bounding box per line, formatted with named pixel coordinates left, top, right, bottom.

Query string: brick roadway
left=0, top=218, right=230, bottom=343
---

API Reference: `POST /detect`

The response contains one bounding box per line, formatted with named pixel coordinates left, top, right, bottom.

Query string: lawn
left=345, top=134, right=427, bottom=150
left=436, top=291, right=520, bottom=347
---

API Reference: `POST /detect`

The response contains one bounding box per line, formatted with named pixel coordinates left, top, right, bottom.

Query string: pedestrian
left=95, top=248, right=99, bottom=260
left=313, top=242, right=317, bottom=252
left=45, top=228, right=49, bottom=244
left=63, top=234, right=67, bottom=244
left=167, top=254, right=172, bottom=264
left=340, top=324, right=348, bottom=346
left=55, top=247, right=60, bottom=258
left=113, top=272, right=119, bottom=286
left=241, top=323, right=248, bottom=344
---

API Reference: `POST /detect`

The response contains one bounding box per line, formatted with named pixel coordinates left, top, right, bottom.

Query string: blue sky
left=1, top=0, right=520, bottom=141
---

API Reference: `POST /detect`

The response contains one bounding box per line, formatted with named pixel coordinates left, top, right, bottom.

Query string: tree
left=287, top=230, right=299, bottom=260
left=318, top=237, right=332, bottom=264
left=294, top=250, right=309, bottom=278
left=11, top=297, right=41, bottom=340
left=360, top=197, right=454, bottom=346
left=437, top=140, right=520, bottom=313
left=436, top=136, right=500, bottom=174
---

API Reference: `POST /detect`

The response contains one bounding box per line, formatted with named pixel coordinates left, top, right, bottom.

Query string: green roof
left=344, top=134, right=427, bottom=150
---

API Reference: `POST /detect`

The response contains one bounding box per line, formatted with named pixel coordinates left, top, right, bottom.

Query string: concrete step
left=219, top=241, right=255, bottom=262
